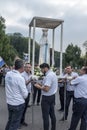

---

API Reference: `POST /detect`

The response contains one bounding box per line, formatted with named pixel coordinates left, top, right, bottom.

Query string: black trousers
left=65, top=91, right=74, bottom=119
left=33, top=86, right=41, bottom=104
left=21, top=93, right=30, bottom=123
left=0, top=73, right=3, bottom=84
left=68, top=98, right=87, bottom=130
left=59, top=87, right=64, bottom=110
left=41, top=94, right=56, bottom=130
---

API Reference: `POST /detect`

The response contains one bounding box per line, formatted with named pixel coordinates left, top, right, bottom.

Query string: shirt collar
left=45, top=69, right=51, bottom=76
left=12, top=69, right=21, bottom=74
left=24, top=71, right=31, bottom=76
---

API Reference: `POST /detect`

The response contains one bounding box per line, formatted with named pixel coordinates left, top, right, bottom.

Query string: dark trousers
left=69, top=98, right=87, bottom=130
left=41, top=94, right=56, bottom=130
left=0, top=73, right=3, bottom=84
left=65, top=91, right=74, bottom=119
left=59, top=87, right=64, bottom=110
left=21, top=93, right=30, bottom=123
left=33, top=86, right=41, bottom=104
left=5, top=103, right=25, bottom=130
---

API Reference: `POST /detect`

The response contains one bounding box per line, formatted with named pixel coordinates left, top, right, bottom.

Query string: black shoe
left=18, top=126, right=21, bottom=129
left=22, top=122, right=28, bottom=126
left=59, top=117, right=67, bottom=121
left=18, top=124, right=22, bottom=129
left=58, top=108, right=64, bottom=112
left=27, top=105, right=31, bottom=107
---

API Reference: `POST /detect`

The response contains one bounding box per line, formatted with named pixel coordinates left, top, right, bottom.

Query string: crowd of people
left=0, top=59, right=87, bottom=130
left=58, top=65, right=87, bottom=130
left=0, top=65, right=11, bottom=86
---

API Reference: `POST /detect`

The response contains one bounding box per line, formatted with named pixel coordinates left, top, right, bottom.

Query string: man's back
left=5, top=70, right=28, bottom=105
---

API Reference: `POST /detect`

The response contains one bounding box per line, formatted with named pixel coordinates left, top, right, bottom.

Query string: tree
left=0, top=16, right=5, bottom=55
left=9, top=33, right=28, bottom=58
left=83, top=41, right=87, bottom=65
left=8, top=33, right=40, bottom=64
left=0, top=16, right=17, bottom=65
left=65, top=43, right=82, bottom=68
left=83, top=41, right=87, bottom=52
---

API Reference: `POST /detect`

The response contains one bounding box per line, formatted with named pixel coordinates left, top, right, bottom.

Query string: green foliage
left=83, top=41, right=87, bottom=65
left=54, top=51, right=60, bottom=67
left=0, top=16, right=5, bottom=55
left=9, top=33, right=28, bottom=58
left=83, top=41, right=87, bottom=52
left=0, top=16, right=5, bottom=36
left=8, top=33, right=40, bottom=64
left=0, top=16, right=17, bottom=65
left=65, top=43, right=82, bottom=68
left=82, top=52, right=87, bottom=66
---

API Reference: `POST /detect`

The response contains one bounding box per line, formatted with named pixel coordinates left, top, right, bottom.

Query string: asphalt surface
left=0, top=85, right=80, bottom=130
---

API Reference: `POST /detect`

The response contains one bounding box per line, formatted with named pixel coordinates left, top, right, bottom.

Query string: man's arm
left=18, top=78, right=28, bottom=99
left=34, top=83, right=50, bottom=92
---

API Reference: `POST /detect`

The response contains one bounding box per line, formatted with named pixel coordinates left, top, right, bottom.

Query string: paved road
left=0, top=85, right=80, bottom=130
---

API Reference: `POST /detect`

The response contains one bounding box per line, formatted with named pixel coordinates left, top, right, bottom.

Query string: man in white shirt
left=34, top=63, right=58, bottom=130
left=5, top=59, right=28, bottom=130
left=20, top=63, right=32, bottom=127
left=68, top=66, right=87, bottom=130
left=60, top=65, right=78, bottom=121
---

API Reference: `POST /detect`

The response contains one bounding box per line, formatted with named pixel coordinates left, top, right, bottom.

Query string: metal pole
left=60, top=23, right=63, bottom=75
left=64, top=79, right=66, bottom=121
left=52, top=29, right=55, bottom=67
left=45, top=43, right=48, bottom=63
left=32, top=19, right=36, bottom=75
left=31, top=83, right=34, bottom=130
left=28, top=26, right=31, bottom=63
left=32, top=18, right=36, bottom=130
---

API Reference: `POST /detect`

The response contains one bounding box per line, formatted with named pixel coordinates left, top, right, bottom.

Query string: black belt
left=75, top=97, right=87, bottom=100
left=42, top=94, right=55, bottom=98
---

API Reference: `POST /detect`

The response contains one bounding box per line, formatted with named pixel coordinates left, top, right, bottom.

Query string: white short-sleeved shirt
left=64, top=72, right=78, bottom=91
left=5, top=70, right=28, bottom=106
left=71, top=74, right=87, bottom=98
left=42, top=70, right=58, bottom=96
left=21, top=71, right=32, bottom=93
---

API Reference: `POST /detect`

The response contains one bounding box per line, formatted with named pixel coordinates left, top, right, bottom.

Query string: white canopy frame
left=28, top=16, right=64, bottom=75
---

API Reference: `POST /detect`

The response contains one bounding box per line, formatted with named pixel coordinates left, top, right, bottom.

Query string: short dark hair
left=82, top=66, right=87, bottom=74
left=15, top=59, right=24, bottom=70
left=66, top=65, right=72, bottom=69
left=40, top=63, right=50, bottom=69
left=25, top=63, right=31, bottom=66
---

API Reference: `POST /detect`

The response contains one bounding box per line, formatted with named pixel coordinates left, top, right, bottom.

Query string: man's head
left=80, top=66, right=87, bottom=75
left=24, top=63, right=32, bottom=74
left=40, top=63, right=50, bottom=74
left=15, top=59, right=24, bottom=73
left=66, top=65, right=72, bottom=74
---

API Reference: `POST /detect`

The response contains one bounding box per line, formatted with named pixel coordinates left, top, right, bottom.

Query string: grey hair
left=15, top=59, right=24, bottom=70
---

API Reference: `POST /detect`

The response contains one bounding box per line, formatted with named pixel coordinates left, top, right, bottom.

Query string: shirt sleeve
left=71, top=76, right=81, bottom=85
left=44, top=75, right=52, bottom=87
left=18, top=77, right=28, bottom=99
left=21, top=73, right=26, bottom=81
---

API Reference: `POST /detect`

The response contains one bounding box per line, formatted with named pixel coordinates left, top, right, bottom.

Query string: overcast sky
left=0, top=0, right=87, bottom=53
